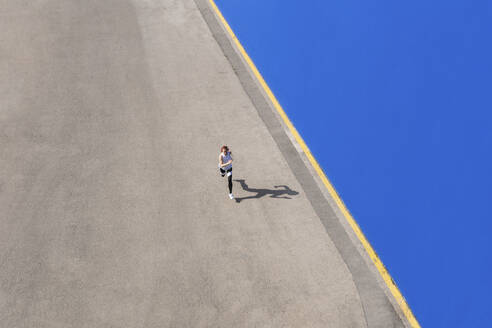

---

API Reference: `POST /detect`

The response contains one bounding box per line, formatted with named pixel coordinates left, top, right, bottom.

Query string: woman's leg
left=227, top=169, right=233, bottom=193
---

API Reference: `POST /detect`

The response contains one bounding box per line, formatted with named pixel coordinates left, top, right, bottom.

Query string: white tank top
left=219, top=152, right=232, bottom=170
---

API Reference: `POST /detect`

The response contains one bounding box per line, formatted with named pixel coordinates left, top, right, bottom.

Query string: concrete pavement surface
left=0, top=0, right=408, bottom=327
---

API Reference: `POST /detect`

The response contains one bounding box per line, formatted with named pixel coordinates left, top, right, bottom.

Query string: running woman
left=218, top=145, right=234, bottom=199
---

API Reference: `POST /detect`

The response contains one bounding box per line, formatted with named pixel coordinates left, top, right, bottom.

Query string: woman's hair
left=221, top=145, right=229, bottom=153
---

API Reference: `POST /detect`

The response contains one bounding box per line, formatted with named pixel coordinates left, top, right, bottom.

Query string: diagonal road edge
left=194, top=0, right=420, bottom=327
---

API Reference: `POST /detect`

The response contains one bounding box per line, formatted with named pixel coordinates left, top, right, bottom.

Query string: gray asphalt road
left=0, top=1, right=408, bottom=327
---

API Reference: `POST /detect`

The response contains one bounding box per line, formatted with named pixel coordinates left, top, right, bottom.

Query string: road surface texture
left=0, top=0, right=409, bottom=327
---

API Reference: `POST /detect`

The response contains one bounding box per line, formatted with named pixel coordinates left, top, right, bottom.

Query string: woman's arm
left=219, top=154, right=230, bottom=168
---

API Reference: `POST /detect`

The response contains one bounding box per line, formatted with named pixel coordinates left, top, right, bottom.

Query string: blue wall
left=215, top=0, right=492, bottom=326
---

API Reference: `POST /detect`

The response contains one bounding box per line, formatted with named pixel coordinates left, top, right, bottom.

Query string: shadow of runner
left=234, top=179, right=299, bottom=203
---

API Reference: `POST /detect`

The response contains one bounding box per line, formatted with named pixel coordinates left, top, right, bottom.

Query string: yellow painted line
left=207, top=0, right=420, bottom=327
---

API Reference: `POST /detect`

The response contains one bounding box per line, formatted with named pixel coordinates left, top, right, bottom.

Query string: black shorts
left=219, top=167, right=232, bottom=174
